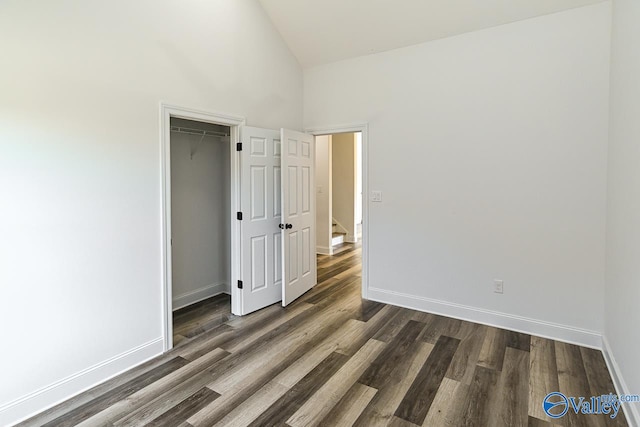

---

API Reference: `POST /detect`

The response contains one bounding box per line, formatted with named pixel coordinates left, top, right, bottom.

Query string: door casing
left=160, top=103, right=245, bottom=351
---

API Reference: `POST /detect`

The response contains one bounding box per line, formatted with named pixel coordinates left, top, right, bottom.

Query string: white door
left=281, top=128, right=317, bottom=306
left=239, top=126, right=283, bottom=315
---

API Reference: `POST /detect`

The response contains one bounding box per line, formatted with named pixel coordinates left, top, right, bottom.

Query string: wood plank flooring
left=172, top=294, right=234, bottom=348
left=19, top=243, right=628, bottom=426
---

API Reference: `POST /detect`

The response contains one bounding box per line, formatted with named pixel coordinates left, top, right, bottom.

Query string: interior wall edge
left=367, top=287, right=603, bottom=349
left=0, top=337, right=164, bottom=427
left=602, top=335, right=640, bottom=426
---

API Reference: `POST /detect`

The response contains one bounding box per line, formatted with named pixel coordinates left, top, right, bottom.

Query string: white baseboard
left=602, top=336, right=640, bottom=426
left=317, top=246, right=333, bottom=255
left=367, top=287, right=603, bottom=349
left=172, top=282, right=227, bottom=311
left=0, top=337, right=164, bottom=427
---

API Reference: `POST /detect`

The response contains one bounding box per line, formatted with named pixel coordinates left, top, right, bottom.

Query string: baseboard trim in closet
left=173, top=283, right=228, bottom=311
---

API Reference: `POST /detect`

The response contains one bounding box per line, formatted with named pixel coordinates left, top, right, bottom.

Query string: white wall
left=605, top=0, right=640, bottom=424
left=332, top=133, right=357, bottom=242
left=171, top=130, right=230, bottom=309
left=305, top=3, right=611, bottom=345
left=315, top=135, right=333, bottom=254
left=0, top=0, right=301, bottom=424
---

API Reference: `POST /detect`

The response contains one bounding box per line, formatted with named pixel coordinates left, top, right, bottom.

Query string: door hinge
left=237, top=280, right=243, bottom=289
left=237, top=211, right=243, bottom=221
left=236, top=142, right=242, bottom=151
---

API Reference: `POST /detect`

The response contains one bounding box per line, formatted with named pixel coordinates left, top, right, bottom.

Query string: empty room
left=1, top=0, right=639, bottom=426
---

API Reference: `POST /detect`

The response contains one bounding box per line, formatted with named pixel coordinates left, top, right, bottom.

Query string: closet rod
left=170, top=125, right=229, bottom=138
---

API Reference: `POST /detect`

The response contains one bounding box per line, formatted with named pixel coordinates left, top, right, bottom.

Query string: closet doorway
left=161, top=105, right=245, bottom=351
left=169, top=118, right=233, bottom=347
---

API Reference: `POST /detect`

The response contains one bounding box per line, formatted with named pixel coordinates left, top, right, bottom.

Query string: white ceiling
left=258, top=0, right=605, bottom=67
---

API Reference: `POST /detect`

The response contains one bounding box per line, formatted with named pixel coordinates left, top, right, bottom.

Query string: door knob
left=285, top=223, right=293, bottom=229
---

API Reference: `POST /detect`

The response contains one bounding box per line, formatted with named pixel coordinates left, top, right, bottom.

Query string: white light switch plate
left=371, top=191, right=382, bottom=202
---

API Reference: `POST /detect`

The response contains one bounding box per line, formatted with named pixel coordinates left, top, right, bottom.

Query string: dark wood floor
left=172, top=294, right=234, bottom=348
left=20, top=243, right=627, bottom=426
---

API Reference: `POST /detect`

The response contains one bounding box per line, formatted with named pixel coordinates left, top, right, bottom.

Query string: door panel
left=240, top=126, right=282, bottom=314
left=288, top=166, right=297, bottom=216
left=281, top=129, right=317, bottom=306
left=273, top=232, right=282, bottom=284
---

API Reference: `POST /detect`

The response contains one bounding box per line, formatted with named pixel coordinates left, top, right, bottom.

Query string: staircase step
left=331, top=232, right=345, bottom=246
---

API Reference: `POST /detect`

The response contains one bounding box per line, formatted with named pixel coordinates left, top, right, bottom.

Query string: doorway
left=169, top=118, right=232, bottom=347
left=315, top=132, right=362, bottom=254
left=308, top=124, right=369, bottom=300
left=161, top=104, right=245, bottom=351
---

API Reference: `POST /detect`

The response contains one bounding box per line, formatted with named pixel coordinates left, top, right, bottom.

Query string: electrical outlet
left=371, top=191, right=382, bottom=202
left=494, top=280, right=504, bottom=294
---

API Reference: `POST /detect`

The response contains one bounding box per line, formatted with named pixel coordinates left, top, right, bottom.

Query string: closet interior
left=170, top=117, right=232, bottom=346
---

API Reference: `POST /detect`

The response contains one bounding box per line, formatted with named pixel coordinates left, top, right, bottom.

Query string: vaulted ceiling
left=257, top=0, right=606, bottom=67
